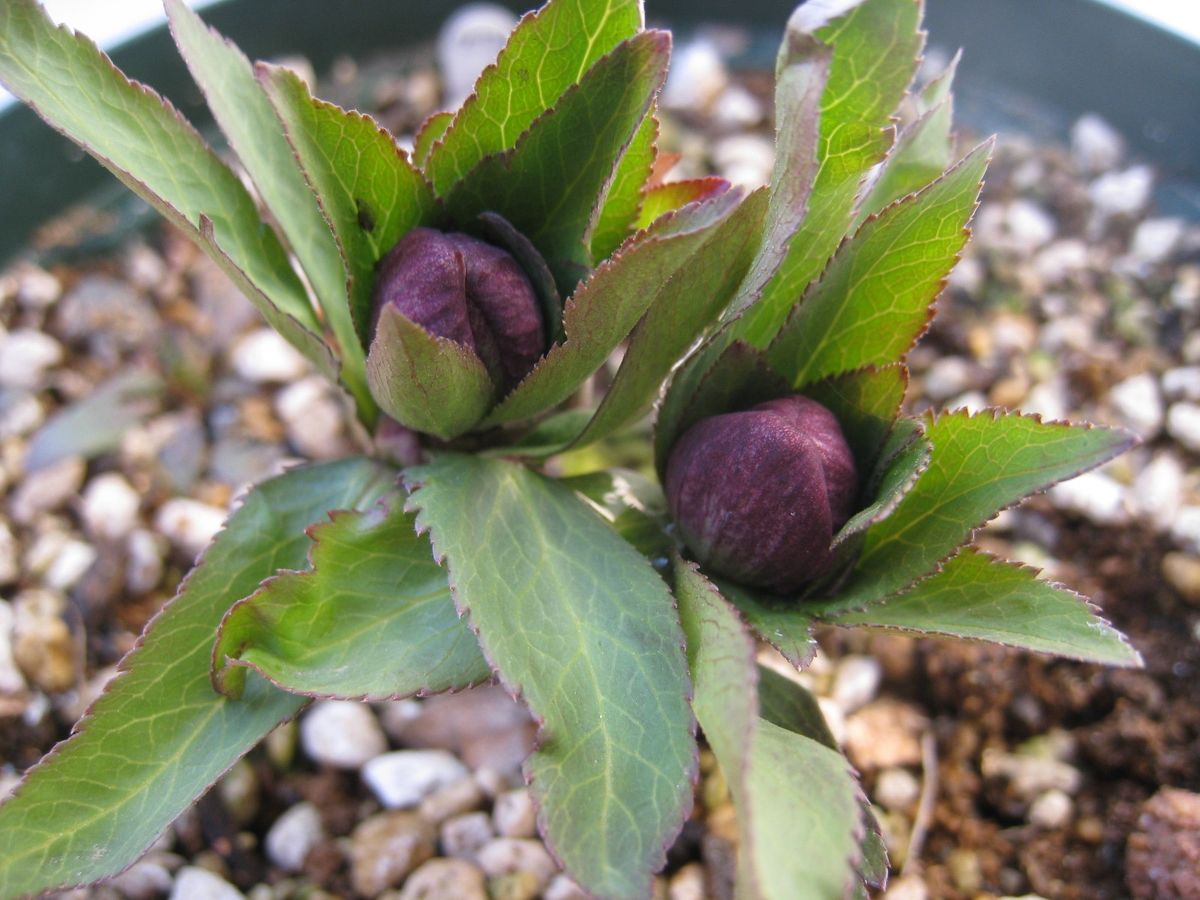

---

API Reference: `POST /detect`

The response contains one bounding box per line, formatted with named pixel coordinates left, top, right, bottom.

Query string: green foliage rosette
left=0, top=0, right=1140, bottom=898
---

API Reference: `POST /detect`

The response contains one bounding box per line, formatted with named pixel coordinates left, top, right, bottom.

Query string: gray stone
left=418, top=775, right=485, bottom=824
left=1090, top=165, right=1154, bottom=221
left=436, top=4, right=518, bottom=106
left=275, top=376, right=350, bottom=460
left=0, top=329, right=62, bottom=389
left=1168, top=402, right=1200, bottom=452
left=1131, top=217, right=1185, bottom=265
left=349, top=811, right=436, bottom=896
left=493, top=788, right=537, bottom=839
left=265, top=802, right=324, bottom=873
left=0, top=390, right=43, bottom=439
left=1109, top=372, right=1163, bottom=438
left=1162, top=366, right=1200, bottom=401
left=106, top=859, right=174, bottom=899
left=476, top=838, right=557, bottom=891
left=230, top=328, right=310, bottom=384
left=126, top=528, right=166, bottom=594
left=10, top=455, right=84, bottom=524
left=300, top=700, right=388, bottom=769
left=975, top=200, right=1056, bottom=254
left=1070, top=114, right=1124, bottom=173
left=169, top=866, right=245, bottom=900
left=81, top=473, right=141, bottom=541
left=155, top=498, right=227, bottom=560
left=56, top=276, right=158, bottom=350
left=1022, top=378, right=1069, bottom=421
left=42, top=537, right=97, bottom=592
left=1131, top=453, right=1185, bottom=530
left=398, top=858, right=487, bottom=900
left=1034, top=239, right=1089, bottom=284
left=831, top=655, right=882, bottom=713
left=923, top=357, right=974, bottom=403
left=1049, top=471, right=1128, bottom=526
left=440, top=811, right=495, bottom=858
left=364, top=750, right=469, bottom=808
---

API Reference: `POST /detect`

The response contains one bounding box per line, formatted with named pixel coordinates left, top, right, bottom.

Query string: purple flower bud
left=372, top=227, right=546, bottom=391
left=665, top=395, right=858, bottom=594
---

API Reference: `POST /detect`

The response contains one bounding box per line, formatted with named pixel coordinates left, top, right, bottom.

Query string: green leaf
left=767, top=141, right=991, bottom=388
left=165, top=0, right=368, bottom=416
left=589, top=109, right=659, bottom=261
left=856, top=51, right=961, bottom=222
left=737, top=0, right=925, bottom=347
left=25, top=369, right=162, bottom=471
left=823, top=410, right=1137, bottom=614
left=406, top=456, right=694, bottom=899
left=425, top=0, right=643, bottom=194
left=718, top=578, right=817, bottom=670
left=494, top=408, right=596, bottom=459
left=214, top=492, right=490, bottom=700
left=633, top=177, right=730, bottom=230
left=412, top=110, right=453, bottom=169
left=560, top=468, right=672, bottom=560
left=443, top=31, right=670, bottom=295
left=0, top=458, right=394, bottom=898
left=365, top=305, right=495, bottom=440
left=484, top=189, right=747, bottom=429
left=571, top=188, right=768, bottom=449
left=258, top=63, right=436, bottom=349
left=0, top=0, right=323, bottom=344
left=830, top=546, right=1143, bottom=666
left=675, top=561, right=864, bottom=899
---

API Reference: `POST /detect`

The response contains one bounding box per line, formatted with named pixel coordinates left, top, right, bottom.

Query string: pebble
left=1022, top=378, right=1069, bottom=421
left=1070, top=113, right=1124, bottom=173
left=300, top=700, right=388, bottom=769
left=1171, top=506, right=1200, bottom=554
left=106, top=859, right=174, bottom=899
left=543, top=874, right=589, bottom=900
left=816, top=696, right=846, bottom=745
left=947, top=254, right=984, bottom=295
left=56, top=275, right=158, bottom=350
left=274, top=376, right=350, bottom=459
left=1108, top=372, right=1163, bottom=438
left=1125, top=787, right=1200, bottom=900
left=13, top=263, right=62, bottom=309
left=1167, top=402, right=1200, bottom=452
left=81, top=472, right=141, bottom=541
left=217, top=760, right=259, bottom=826
left=230, top=328, right=311, bottom=384
left=874, top=767, right=921, bottom=813
left=436, top=3, right=519, bottom=106
left=1033, top=238, right=1089, bottom=284
left=1130, top=218, right=1184, bottom=265
left=0, top=521, right=17, bottom=585
left=349, top=811, right=436, bottom=896
left=1089, top=165, right=1153, bottom=222
left=476, top=838, right=557, bottom=891
left=493, top=788, right=537, bottom=839
left=711, top=84, right=765, bottom=130
left=488, top=871, right=542, bottom=900
left=169, top=866, right=245, bottom=900
left=42, top=537, right=97, bottom=592
left=154, top=498, right=227, bottom=559
left=663, top=40, right=729, bottom=113
left=0, top=599, right=28, bottom=694
left=440, top=811, right=495, bottom=858
left=831, top=655, right=882, bottom=713
left=419, top=775, right=486, bottom=824
left=364, top=750, right=470, bottom=809
left=1162, top=366, right=1200, bottom=401
left=1131, top=453, right=1184, bottom=529
left=922, top=357, right=974, bottom=402
left=1162, top=552, right=1200, bottom=605
left=264, top=801, right=324, bottom=873
left=11, top=588, right=76, bottom=693
left=884, top=874, right=929, bottom=900
left=382, top=688, right=534, bottom=775
left=0, top=329, right=62, bottom=389
left=398, top=857, right=488, bottom=900
left=844, top=700, right=927, bottom=771
left=981, top=748, right=1082, bottom=801
left=1028, top=788, right=1073, bottom=829
left=668, top=862, right=707, bottom=900
left=975, top=199, right=1056, bottom=254
left=1048, top=470, right=1128, bottom=525
left=0, top=391, right=44, bottom=440
left=10, top=455, right=85, bottom=524
left=711, top=134, right=774, bottom=189
left=126, top=528, right=166, bottom=594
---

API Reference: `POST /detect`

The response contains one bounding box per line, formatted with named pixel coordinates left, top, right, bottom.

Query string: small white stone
left=663, top=40, right=729, bottom=112
left=364, top=750, right=469, bottom=809
left=1130, top=218, right=1185, bottom=265
left=1172, top=506, right=1200, bottom=554
left=975, top=200, right=1056, bottom=254
left=711, top=134, right=774, bottom=189
left=0, top=330, right=62, bottom=389
left=1028, top=789, right=1073, bottom=829
left=43, top=538, right=97, bottom=592
left=1089, top=165, right=1153, bottom=221
left=832, top=655, right=882, bottom=713
left=1022, top=379, right=1069, bottom=421
left=1034, top=239, right=1089, bottom=285
left=711, top=84, right=764, bottom=130
left=947, top=390, right=988, bottom=414
left=875, top=767, right=921, bottom=812
left=0, top=521, right=17, bottom=586
left=1070, top=114, right=1124, bottom=173
left=0, top=392, right=44, bottom=439
left=230, top=328, right=310, bottom=383
left=437, top=3, right=519, bottom=106
left=493, top=788, right=537, bottom=839
left=923, top=357, right=974, bottom=402
left=947, top=255, right=984, bottom=295
left=10, top=456, right=85, bottom=524
left=169, top=866, right=245, bottom=900
left=1131, top=453, right=1185, bottom=531
left=275, top=376, right=349, bottom=460
left=1167, top=402, right=1200, bottom=452
left=1163, top=366, right=1200, bottom=402
left=14, top=264, right=62, bottom=309
left=981, top=749, right=1082, bottom=800
left=816, top=696, right=847, bottom=746
left=1109, top=372, right=1163, bottom=438
left=265, top=801, right=324, bottom=873
left=1049, top=471, right=1127, bottom=526
left=544, top=874, right=589, bottom=900
left=126, top=528, right=166, bottom=594
left=440, top=811, right=495, bottom=858
left=106, top=860, right=174, bottom=900
left=81, top=473, right=141, bottom=541
left=0, top=599, right=29, bottom=694
left=1039, top=316, right=1093, bottom=354
left=476, top=837, right=558, bottom=889
left=154, top=498, right=227, bottom=559
left=300, top=700, right=388, bottom=769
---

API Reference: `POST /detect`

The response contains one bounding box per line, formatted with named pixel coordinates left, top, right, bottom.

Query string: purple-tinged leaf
left=634, top=176, right=733, bottom=230
left=589, top=108, right=660, bottom=261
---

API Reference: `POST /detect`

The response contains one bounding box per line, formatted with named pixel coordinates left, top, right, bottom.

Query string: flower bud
left=665, top=395, right=858, bottom=594
left=372, top=227, right=546, bottom=391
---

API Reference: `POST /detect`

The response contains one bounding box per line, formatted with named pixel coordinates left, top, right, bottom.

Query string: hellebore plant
left=0, top=0, right=1142, bottom=897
